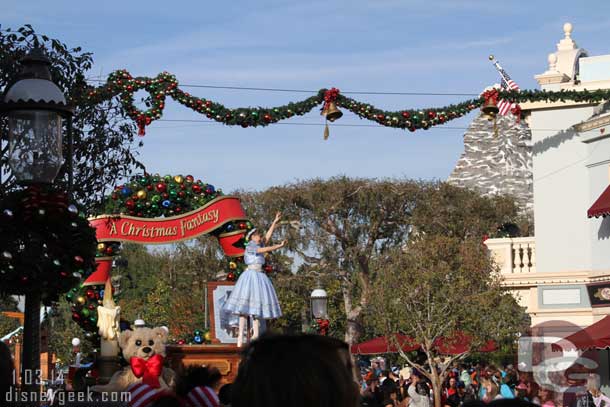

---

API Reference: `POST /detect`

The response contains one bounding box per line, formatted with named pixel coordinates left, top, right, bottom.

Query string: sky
left=4, top=0, right=610, bottom=193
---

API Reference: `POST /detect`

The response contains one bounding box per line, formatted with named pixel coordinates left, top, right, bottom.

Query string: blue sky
left=4, top=0, right=610, bottom=192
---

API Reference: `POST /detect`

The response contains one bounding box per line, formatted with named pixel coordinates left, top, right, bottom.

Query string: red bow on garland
left=130, top=354, right=164, bottom=388
left=315, top=318, right=330, bottom=336
left=136, top=114, right=152, bottom=137
left=482, top=89, right=500, bottom=105
left=510, top=104, right=522, bottom=123
left=322, top=88, right=340, bottom=112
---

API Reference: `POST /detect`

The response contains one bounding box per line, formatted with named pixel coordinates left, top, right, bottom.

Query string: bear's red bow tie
left=130, top=354, right=164, bottom=388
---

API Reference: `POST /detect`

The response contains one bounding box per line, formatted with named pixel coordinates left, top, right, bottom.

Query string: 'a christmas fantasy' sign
left=90, top=196, right=247, bottom=245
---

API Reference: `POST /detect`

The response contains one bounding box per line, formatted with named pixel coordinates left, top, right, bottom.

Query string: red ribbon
left=511, top=104, right=522, bottom=123
left=482, top=89, right=499, bottom=105
left=130, top=354, right=164, bottom=388
left=315, top=318, right=330, bottom=336
left=322, top=88, right=340, bottom=112
left=136, top=115, right=147, bottom=136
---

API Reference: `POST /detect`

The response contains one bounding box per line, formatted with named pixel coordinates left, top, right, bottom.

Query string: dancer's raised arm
left=264, top=212, right=282, bottom=243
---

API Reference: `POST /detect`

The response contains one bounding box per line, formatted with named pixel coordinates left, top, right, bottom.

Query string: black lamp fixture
left=1, top=47, right=73, bottom=185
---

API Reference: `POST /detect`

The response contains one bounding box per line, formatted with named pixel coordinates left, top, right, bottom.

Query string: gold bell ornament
left=481, top=90, right=500, bottom=136
left=321, top=102, right=343, bottom=140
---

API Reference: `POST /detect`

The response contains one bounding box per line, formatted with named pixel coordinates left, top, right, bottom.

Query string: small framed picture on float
left=207, top=281, right=239, bottom=344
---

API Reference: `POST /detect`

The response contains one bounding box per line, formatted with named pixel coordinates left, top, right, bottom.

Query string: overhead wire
left=85, top=78, right=479, bottom=97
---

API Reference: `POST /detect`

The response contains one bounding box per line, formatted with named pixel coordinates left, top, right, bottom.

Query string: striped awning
left=588, top=185, right=610, bottom=218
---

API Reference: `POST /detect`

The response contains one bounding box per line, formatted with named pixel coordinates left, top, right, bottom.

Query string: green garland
left=81, top=69, right=610, bottom=135
left=0, top=186, right=97, bottom=304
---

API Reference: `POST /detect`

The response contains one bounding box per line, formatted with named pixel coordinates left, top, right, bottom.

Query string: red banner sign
left=90, top=196, right=247, bottom=245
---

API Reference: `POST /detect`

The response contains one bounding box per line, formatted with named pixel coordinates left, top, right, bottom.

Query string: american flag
left=490, top=56, right=520, bottom=115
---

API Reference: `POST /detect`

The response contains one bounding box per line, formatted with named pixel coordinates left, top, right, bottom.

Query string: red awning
left=561, top=315, right=610, bottom=350
left=350, top=332, right=497, bottom=355
left=350, top=334, right=420, bottom=355
left=588, top=185, right=610, bottom=218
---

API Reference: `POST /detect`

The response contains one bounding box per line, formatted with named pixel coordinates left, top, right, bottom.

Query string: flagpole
left=488, top=55, right=512, bottom=85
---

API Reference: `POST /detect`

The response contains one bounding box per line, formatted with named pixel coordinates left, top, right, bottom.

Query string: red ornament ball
left=263, top=114, right=272, bottom=122
left=238, top=222, right=247, bottom=229
left=402, top=111, right=410, bottom=119
left=86, top=289, right=95, bottom=299
left=146, top=184, right=154, bottom=191
left=192, top=185, right=202, bottom=194
left=376, top=114, right=385, bottom=121
left=427, top=111, right=436, bottom=119
left=156, top=183, right=167, bottom=193
left=105, top=246, right=114, bottom=255
left=126, top=199, right=135, bottom=209
left=227, top=272, right=236, bottom=281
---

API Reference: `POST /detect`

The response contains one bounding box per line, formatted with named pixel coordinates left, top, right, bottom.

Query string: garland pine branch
left=80, top=70, right=610, bottom=135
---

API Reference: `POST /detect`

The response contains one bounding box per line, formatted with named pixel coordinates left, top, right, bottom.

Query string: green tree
left=0, top=295, right=20, bottom=337
left=237, top=178, right=521, bottom=345
left=117, top=240, right=220, bottom=340
left=368, top=235, right=529, bottom=407
left=45, top=299, right=95, bottom=367
left=271, top=272, right=346, bottom=337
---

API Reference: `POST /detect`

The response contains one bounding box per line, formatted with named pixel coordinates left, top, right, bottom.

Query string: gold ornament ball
left=77, top=296, right=86, bottom=305
left=174, top=175, right=184, bottom=184
left=97, top=243, right=106, bottom=252
left=229, top=261, right=237, bottom=270
left=137, top=190, right=147, bottom=199
left=204, top=332, right=211, bottom=342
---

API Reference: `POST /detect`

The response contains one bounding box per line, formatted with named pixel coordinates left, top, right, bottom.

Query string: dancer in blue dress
left=223, top=212, right=286, bottom=347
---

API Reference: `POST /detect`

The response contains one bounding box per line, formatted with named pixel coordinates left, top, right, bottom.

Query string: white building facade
left=486, top=23, right=610, bottom=328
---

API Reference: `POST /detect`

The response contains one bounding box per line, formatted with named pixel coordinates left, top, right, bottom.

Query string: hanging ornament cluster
left=96, top=241, right=121, bottom=258
left=173, top=328, right=212, bottom=345
left=81, top=69, right=610, bottom=136
left=0, top=186, right=97, bottom=303
left=106, top=173, right=221, bottom=218
left=65, top=284, right=108, bottom=332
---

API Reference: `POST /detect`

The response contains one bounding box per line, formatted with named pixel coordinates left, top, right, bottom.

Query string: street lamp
left=0, top=47, right=73, bottom=390
left=310, top=286, right=328, bottom=320
left=2, top=48, right=73, bottom=185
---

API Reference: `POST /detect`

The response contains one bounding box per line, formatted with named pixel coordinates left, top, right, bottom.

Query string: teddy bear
left=91, top=326, right=177, bottom=393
